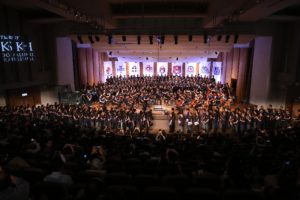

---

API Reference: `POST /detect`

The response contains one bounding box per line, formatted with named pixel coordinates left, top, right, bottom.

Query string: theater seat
left=134, top=174, right=161, bottom=191
left=223, top=189, right=260, bottom=200
left=183, top=188, right=219, bottom=200
left=31, top=181, right=71, bottom=200
left=162, top=174, right=191, bottom=191
left=143, top=186, right=177, bottom=200
left=104, top=173, right=132, bottom=186
left=105, top=185, right=139, bottom=200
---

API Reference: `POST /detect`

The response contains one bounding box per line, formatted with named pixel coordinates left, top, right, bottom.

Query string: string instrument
left=176, top=99, right=184, bottom=107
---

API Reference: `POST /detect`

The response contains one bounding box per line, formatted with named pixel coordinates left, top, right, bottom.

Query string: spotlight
left=176, top=57, right=178, bottom=61
left=234, top=34, right=239, bottom=44
left=215, top=51, right=218, bottom=55
left=161, top=35, right=165, bottom=44
left=122, top=35, right=126, bottom=42
left=149, top=35, right=153, bottom=44
left=217, top=35, right=222, bottom=41
left=109, top=51, right=112, bottom=56
left=137, top=35, right=141, bottom=45
left=77, top=35, right=83, bottom=44
left=95, top=35, right=100, bottom=42
left=146, top=57, right=148, bottom=60
left=204, top=34, right=208, bottom=44
left=88, top=35, right=94, bottom=44
left=188, top=35, right=192, bottom=42
left=225, top=35, right=230, bottom=43
left=174, top=35, right=178, bottom=45
left=108, top=35, right=112, bottom=44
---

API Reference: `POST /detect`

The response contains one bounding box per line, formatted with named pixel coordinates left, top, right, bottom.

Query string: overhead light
left=225, top=35, right=230, bottom=43
left=174, top=35, right=178, bottom=45
left=149, top=35, right=153, bottom=44
left=188, top=35, right=192, bottom=42
left=217, top=35, right=222, bottom=41
left=108, top=35, right=112, bottom=44
left=88, top=35, right=94, bottom=44
left=21, top=93, right=28, bottom=97
left=204, top=34, right=208, bottom=44
left=95, top=35, right=100, bottom=42
left=234, top=34, right=239, bottom=44
left=77, top=35, right=83, bottom=44
left=122, top=35, right=126, bottom=42
left=137, top=35, right=141, bottom=45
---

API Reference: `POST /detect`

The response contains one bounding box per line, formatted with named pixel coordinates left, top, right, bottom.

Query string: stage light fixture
left=149, top=35, right=153, bottom=44
left=109, top=51, right=112, bottom=56
left=122, top=35, right=126, bottom=41
left=88, top=35, right=94, bottom=44
left=225, top=35, right=230, bottom=43
left=77, top=35, right=83, bottom=44
left=188, top=35, right=192, bottom=42
left=217, top=35, right=222, bottom=41
left=234, top=34, right=239, bottom=44
left=176, top=57, right=178, bottom=61
left=108, top=35, right=112, bottom=44
left=204, top=34, right=208, bottom=44
left=95, top=35, right=100, bottom=42
left=174, top=35, right=178, bottom=44
left=146, top=57, right=148, bottom=60
left=137, top=35, right=141, bottom=45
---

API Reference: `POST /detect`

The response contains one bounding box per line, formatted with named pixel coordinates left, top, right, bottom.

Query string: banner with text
left=0, top=34, right=34, bottom=63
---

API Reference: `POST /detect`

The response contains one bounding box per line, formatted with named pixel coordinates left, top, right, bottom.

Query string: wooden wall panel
left=93, top=49, right=100, bottom=84
left=86, top=48, right=94, bottom=85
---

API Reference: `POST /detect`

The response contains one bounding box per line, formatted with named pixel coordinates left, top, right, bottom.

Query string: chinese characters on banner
left=115, top=61, right=127, bottom=77
left=172, top=63, right=182, bottom=76
left=185, top=63, right=197, bottom=77
left=128, top=62, right=140, bottom=76
left=199, top=61, right=210, bottom=77
left=143, top=62, right=154, bottom=76
left=212, top=62, right=222, bottom=83
left=103, top=61, right=113, bottom=81
left=157, top=62, right=168, bottom=76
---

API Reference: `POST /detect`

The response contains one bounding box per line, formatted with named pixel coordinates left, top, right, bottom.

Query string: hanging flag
left=128, top=62, right=140, bottom=76
left=172, top=63, right=182, bottom=76
left=104, top=61, right=113, bottom=81
left=143, top=62, right=154, bottom=76
left=157, top=62, right=168, bottom=76
left=115, top=61, right=126, bottom=77
left=185, top=62, right=196, bottom=77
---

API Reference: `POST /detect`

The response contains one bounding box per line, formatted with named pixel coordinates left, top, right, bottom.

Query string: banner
left=185, top=62, right=196, bottom=77
left=199, top=61, right=210, bottom=77
left=128, top=62, right=140, bottom=76
left=115, top=61, right=127, bottom=77
left=172, top=63, right=182, bottom=76
left=212, top=62, right=222, bottom=83
left=143, top=62, right=154, bottom=76
left=104, top=61, right=113, bottom=81
left=157, top=62, right=168, bottom=76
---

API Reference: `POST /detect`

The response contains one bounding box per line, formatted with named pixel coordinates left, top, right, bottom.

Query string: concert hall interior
left=0, top=0, right=300, bottom=200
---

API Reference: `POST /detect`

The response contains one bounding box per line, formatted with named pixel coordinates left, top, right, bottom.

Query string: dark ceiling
left=0, top=0, right=300, bottom=34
